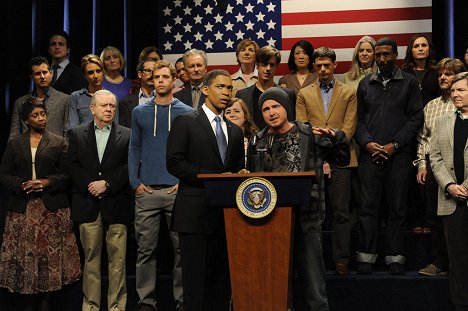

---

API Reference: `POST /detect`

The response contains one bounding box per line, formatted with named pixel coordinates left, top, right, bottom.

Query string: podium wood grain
left=224, top=206, right=293, bottom=311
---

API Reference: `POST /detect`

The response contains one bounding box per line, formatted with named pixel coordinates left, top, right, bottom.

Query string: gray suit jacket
left=430, top=112, right=468, bottom=215
left=9, top=88, right=70, bottom=140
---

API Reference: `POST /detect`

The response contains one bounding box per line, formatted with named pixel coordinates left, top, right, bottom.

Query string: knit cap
left=258, top=87, right=291, bottom=116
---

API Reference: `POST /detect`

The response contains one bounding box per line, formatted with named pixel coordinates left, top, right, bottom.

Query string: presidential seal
left=236, top=177, right=277, bottom=218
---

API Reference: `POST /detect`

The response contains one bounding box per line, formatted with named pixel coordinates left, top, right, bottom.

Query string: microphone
left=267, top=134, right=274, bottom=155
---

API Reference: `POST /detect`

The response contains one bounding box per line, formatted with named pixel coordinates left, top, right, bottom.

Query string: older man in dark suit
left=167, top=70, right=245, bottom=311
left=173, top=49, right=208, bottom=108
left=9, top=56, right=70, bottom=140
left=68, top=90, right=132, bottom=311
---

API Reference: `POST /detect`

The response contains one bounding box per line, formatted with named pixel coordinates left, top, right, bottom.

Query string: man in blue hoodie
left=128, top=60, right=193, bottom=311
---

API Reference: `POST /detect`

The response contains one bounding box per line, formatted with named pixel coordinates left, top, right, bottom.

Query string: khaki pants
left=79, top=213, right=127, bottom=311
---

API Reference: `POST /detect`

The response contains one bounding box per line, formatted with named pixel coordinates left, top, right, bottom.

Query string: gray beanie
left=258, top=87, right=291, bottom=116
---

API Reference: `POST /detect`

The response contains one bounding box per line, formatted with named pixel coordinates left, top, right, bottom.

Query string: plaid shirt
left=415, top=95, right=455, bottom=169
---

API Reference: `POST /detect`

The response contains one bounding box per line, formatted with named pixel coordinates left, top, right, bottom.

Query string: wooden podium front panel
left=224, top=207, right=293, bottom=311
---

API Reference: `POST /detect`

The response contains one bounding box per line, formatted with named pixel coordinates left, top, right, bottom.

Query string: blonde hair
left=347, top=36, right=376, bottom=81
left=80, top=54, right=104, bottom=75
left=100, top=46, right=126, bottom=72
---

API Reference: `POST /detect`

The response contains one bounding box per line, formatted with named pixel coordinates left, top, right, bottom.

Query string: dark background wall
left=1, top=0, right=467, bottom=158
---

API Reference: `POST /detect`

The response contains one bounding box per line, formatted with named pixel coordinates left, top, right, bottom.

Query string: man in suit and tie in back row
left=430, top=71, right=468, bottom=310
left=173, top=49, right=208, bottom=109
left=48, top=30, right=87, bottom=95
left=167, top=69, right=245, bottom=311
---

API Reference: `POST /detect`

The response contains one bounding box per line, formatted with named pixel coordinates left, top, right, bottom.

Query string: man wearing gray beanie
left=258, top=87, right=294, bottom=118
left=247, top=89, right=350, bottom=311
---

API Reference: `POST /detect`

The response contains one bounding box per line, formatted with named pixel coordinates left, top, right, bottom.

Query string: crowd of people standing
left=1, top=29, right=468, bottom=311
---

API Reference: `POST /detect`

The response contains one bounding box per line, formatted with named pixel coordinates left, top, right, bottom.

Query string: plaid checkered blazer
left=430, top=112, right=468, bottom=216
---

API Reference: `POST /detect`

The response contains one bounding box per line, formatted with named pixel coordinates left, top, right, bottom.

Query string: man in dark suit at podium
left=247, top=87, right=350, bottom=311
left=167, top=69, right=245, bottom=311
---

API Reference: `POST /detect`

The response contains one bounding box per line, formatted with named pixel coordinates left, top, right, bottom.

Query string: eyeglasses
left=141, top=69, right=153, bottom=75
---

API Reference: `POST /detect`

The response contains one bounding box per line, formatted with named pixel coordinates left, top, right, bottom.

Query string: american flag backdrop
left=159, top=0, right=432, bottom=77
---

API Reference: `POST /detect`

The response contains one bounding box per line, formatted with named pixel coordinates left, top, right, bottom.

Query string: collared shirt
left=319, top=78, right=335, bottom=114
left=94, top=123, right=112, bottom=163
left=32, top=87, right=52, bottom=105
left=456, top=110, right=468, bottom=120
left=52, top=58, right=70, bottom=80
left=202, top=104, right=229, bottom=144
left=232, top=68, right=259, bottom=94
left=191, top=82, right=204, bottom=108
left=377, top=66, right=398, bottom=87
left=415, top=96, right=456, bottom=168
left=138, top=89, right=154, bottom=105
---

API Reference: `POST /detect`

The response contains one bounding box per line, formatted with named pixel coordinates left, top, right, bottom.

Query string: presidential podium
left=198, top=172, right=315, bottom=311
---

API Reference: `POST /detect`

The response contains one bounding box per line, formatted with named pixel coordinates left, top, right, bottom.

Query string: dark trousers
left=425, top=167, right=449, bottom=269
left=294, top=209, right=329, bottom=311
left=357, top=153, right=412, bottom=262
left=443, top=205, right=468, bottom=309
left=179, top=228, right=231, bottom=311
left=326, top=165, right=351, bottom=264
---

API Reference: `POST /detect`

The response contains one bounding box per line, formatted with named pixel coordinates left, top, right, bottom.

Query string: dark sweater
left=454, top=114, right=468, bottom=184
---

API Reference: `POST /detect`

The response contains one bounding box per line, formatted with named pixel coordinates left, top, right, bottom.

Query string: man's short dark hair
left=49, top=30, right=71, bottom=48
left=176, top=57, right=183, bottom=65
left=312, top=47, right=336, bottom=63
left=20, top=97, right=46, bottom=122
left=256, top=46, right=281, bottom=65
left=28, top=56, right=50, bottom=74
left=203, top=69, right=231, bottom=87
left=137, top=57, right=156, bottom=72
left=375, top=37, right=398, bottom=53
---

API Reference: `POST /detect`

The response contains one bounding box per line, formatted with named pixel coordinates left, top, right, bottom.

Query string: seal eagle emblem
left=236, top=177, right=277, bottom=218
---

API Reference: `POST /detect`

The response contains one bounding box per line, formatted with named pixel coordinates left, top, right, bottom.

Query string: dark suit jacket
left=174, top=86, right=206, bottom=108
left=166, top=107, right=245, bottom=233
left=9, top=88, right=70, bottom=140
left=119, top=93, right=139, bottom=128
left=0, top=130, right=69, bottom=212
left=236, top=83, right=297, bottom=129
left=68, top=122, right=132, bottom=224
left=52, top=62, right=87, bottom=95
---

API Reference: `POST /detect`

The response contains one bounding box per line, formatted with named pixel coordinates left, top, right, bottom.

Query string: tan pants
left=79, top=213, right=127, bottom=311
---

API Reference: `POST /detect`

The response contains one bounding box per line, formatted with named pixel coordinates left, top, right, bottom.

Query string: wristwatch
left=392, top=141, right=400, bottom=150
